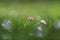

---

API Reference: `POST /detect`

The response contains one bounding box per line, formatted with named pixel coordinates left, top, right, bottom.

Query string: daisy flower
left=40, top=20, right=46, bottom=24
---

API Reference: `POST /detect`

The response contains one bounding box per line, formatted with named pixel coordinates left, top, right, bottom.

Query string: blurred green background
left=0, top=0, right=60, bottom=40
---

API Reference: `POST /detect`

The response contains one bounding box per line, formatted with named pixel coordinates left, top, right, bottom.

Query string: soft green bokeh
left=0, top=1, right=60, bottom=40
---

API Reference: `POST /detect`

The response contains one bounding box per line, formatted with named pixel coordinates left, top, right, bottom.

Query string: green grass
left=0, top=1, right=60, bottom=40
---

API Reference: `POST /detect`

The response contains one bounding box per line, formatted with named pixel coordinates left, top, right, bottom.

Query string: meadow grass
left=0, top=1, right=60, bottom=40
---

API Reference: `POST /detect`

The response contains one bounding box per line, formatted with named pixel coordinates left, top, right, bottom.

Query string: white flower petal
left=40, top=20, right=46, bottom=24
left=33, top=27, right=46, bottom=38
left=2, top=20, right=12, bottom=31
left=37, top=26, right=42, bottom=31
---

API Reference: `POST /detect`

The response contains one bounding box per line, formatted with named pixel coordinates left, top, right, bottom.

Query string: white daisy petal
left=40, top=20, right=46, bottom=24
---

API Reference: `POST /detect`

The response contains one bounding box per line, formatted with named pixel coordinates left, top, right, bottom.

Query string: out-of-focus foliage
left=0, top=1, right=60, bottom=40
